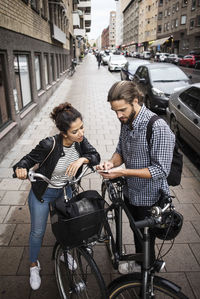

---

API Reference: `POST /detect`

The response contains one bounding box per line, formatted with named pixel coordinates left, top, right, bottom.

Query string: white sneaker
left=118, top=261, right=141, bottom=275
left=30, top=260, right=41, bottom=290
left=60, top=252, right=77, bottom=271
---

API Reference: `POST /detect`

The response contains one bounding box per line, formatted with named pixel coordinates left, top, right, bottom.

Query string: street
left=0, top=54, right=200, bottom=299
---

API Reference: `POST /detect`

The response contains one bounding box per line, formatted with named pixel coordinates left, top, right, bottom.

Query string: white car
left=102, top=53, right=111, bottom=65
left=108, top=55, right=127, bottom=71
left=159, top=53, right=170, bottom=62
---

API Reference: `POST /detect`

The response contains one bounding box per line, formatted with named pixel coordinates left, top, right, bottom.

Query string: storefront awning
left=149, top=36, right=170, bottom=47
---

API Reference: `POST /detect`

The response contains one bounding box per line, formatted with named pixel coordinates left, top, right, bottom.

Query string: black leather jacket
left=13, top=134, right=100, bottom=202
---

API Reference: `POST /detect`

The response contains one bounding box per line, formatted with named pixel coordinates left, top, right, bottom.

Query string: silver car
left=166, top=83, right=200, bottom=156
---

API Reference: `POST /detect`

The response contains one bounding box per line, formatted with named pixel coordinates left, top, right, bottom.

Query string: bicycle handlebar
left=13, top=165, right=94, bottom=188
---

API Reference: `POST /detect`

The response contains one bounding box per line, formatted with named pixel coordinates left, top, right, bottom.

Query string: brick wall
left=0, top=0, right=51, bottom=43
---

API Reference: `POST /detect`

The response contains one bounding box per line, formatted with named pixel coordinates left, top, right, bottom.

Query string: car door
left=177, top=87, right=200, bottom=153
left=121, top=62, right=128, bottom=80
left=134, top=66, right=149, bottom=96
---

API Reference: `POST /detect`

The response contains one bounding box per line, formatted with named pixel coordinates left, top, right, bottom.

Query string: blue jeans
left=28, top=187, right=72, bottom=263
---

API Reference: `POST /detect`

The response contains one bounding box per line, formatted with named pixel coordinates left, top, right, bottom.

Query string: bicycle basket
left=154, top=210, right=183, bottom=241
left=49, top=190, right=106, bottom=248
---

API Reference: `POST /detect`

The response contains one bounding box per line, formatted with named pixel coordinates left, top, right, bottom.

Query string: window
left=50, top=54, right=55, bottom=82
left=34, top=54, right=42, bottom=91
left=176, top=2, right=179, bottom=11
left=181, top=15, right=187, bottom=24
left=159, top=0, right=163, bottom=6
left=197, top=15, right=200, bottom=26
left=56, top=54, right=59, bottom=78
left=0, top=54, right=11, bottom=129
left=190, top=18, right=195, bottom=29
left=157, top=25, right=162, bottom=33
left=44, top=54, right=49, bottom=85
left=180, top=87, right=200, bottom=115
left=175, top=19, right=178, bottom=27
left=182, top=0, right=188, bottom=7
left=192, top=0, right=196, bottom=10
left=14, top=54, right=32, bottom=111
left=31, top=0, right=39, bottom=12
left=158, top=12, right=163, bottom=19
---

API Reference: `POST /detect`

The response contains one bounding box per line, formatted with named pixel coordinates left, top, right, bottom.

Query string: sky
left=88, top=0, right=117, bottom=41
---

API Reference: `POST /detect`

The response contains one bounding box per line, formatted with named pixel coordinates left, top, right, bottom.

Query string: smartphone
left=97, top=170, right=109, bottom=173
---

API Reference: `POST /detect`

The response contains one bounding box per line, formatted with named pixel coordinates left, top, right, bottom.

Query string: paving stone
left=192, top=220, right=200, bottom=237
left=0, top=190, right=5, bottom=199
left=10, top=223, right=30, bottom=246
left=0, top=276, right=30, bottom=299
left=93, top=244, right=117, bottom=274
left=0, top=247, right=24, bottom=275
left=180, top=177, right=200, bottom=189
left=0, top=179, right=22, bottom=191
left=174, top=221, right=200, bottom=243
left=4, top=205, right=30, bottom=223
left=1, top=190, right=28, bottom=205
left=194, top=203, right=200, bottom=214
left=159, top=272, right=195, bottom=299
left=42, top=223, right=56, bottom=246
left=186, top=272, right=200, bottom=298
left=174, top=203, right=200, bottom=221
left=0, top=223, right=16, bottom=245
left=0, top=168, right=13, bottom=178
left=19, top=180, right=31, bottom=191
left=0, top=206, right=9, bottom=223
left=164, top=244, right=200, bottom=272
left=29, top=275, right=59, bottom=299
left=173, top=188, right=200, bottom=204
left=190, top=243, right=200, bottom=264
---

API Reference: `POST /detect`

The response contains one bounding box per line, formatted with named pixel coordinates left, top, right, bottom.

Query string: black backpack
left=146, top=115, right=183, bottom=186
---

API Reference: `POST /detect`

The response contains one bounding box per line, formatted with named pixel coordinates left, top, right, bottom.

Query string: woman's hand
left=15, top=168, right=27, bottom=180
left=65, top=158, right=87, bottom=177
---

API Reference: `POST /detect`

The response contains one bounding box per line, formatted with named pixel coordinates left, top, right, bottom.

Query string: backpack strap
left=146, top=115, right=160, bottom=145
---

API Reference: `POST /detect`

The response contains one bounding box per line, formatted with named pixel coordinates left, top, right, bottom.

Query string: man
left=97, top=81, right=175, bottom=274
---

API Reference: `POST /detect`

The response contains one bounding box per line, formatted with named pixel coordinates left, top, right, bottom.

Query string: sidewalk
left=0, top=54, right=200, bottom=298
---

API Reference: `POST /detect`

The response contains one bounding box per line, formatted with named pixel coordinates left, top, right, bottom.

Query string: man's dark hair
left=107, top=81, right=144, bottom=106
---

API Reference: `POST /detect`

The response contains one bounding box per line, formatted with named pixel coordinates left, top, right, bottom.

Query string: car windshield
left=150, top=67, right=188, bottom=82
left=111, top=56, right=126, bottom=61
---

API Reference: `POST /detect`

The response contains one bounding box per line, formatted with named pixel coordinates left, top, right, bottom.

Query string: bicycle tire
left=108, top=273, right=188, bottom=299
left=54, top=243, right=107, bottom=299
left=101, top=182, right=117, bottom=259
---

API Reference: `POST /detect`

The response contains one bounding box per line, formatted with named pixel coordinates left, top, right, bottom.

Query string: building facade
left=157, top=0, right=200, bottom=54
left=109, top=11, right=116, bottom=49
left=101, top=27, right=109, bottom=49
left=0, top=0, right=91, bottom=162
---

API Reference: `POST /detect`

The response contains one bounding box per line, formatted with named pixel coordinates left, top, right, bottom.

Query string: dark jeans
left=124, top=196, right=156, bottom=266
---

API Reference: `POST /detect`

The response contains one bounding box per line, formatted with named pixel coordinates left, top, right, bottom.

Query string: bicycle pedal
left=98, top=235, right=109, bottom=243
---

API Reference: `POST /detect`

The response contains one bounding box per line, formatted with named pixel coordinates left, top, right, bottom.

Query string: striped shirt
left=49, top=143, right=80, bottom=188
left=116, top=105, right=175, bottom=206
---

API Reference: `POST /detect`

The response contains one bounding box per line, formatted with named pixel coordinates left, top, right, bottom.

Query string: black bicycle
left=67, top=58, right=77, bottom=77
left=101, top=177, right=188, bottom=299
left=28, top=166, right=107, bottom=299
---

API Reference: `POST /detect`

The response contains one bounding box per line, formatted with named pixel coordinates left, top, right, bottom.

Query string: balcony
left=74, top=28, right=86, bottom=38
left=77, top=0, right=91, bottom=9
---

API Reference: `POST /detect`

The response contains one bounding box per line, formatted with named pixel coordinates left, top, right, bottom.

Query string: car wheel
left=170, top=115, right=179, bottom=137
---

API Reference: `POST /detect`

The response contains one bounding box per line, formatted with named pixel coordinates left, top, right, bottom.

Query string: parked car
left=120, top=59, right=151, bottom=81
left=166, top=83, right=200, bottom=156
left=166, top=54, right=184, bottom=64
left=158, top=53, right=170, bottom=62
left=179, top=54, right=200, bottom=67
left=133, top=63, right=191, bottom=112
left=142, top=51, right=151, bottom=59
left=101, top=53, right=111, bottom=65
left=108, top=55, right=127, bottom=71
left=194, top=60, right=200, bottom=69
left=132, top=51, right=140, bottom=58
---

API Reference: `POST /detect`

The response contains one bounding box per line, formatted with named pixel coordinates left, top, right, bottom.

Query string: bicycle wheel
left=54, top=243, right=107, bottom=299
left=108, top=274, right=188, bottom=299
left=101, top=182, right=117, bottom=258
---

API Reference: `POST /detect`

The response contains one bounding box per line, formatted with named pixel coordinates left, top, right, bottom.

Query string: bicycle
left=28, top=166, right=107, bottom=299
left=100, top=177, right=188, bottom=299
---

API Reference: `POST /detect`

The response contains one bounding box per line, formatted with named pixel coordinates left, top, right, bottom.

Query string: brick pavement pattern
left=0, top=54, right=200, bottom=298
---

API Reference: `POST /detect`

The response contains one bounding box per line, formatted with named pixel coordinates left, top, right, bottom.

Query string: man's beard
left=119, top=109, right=136, bottom=127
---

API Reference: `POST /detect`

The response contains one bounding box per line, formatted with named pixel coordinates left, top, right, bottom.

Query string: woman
left=13, top=102, right=100, bottom=290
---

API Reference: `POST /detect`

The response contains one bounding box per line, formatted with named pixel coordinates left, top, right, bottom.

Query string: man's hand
left=96, top=161, right=114, bottom=171
left=98, top=168, right=124, bottom=179
left=66, top=158, right=86, bottom=177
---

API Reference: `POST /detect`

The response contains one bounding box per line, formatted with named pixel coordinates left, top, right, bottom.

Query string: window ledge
left=38, top=89, right=45, bottom=97
left=20, top=103, right=37, bottom=119
left=46, top=84, right=52, bottom=90
left=52, top=81, right=56, bottom=85
left=0, top=122, right=17, bottom=140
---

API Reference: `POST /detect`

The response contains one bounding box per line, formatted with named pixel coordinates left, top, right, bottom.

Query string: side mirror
left=188, top=75, right=192, bottom=79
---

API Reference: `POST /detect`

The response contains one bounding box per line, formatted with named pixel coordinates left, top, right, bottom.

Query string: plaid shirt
left=116, top=105, right=175, bottom=206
